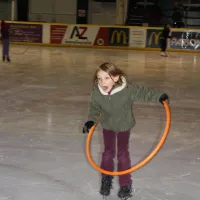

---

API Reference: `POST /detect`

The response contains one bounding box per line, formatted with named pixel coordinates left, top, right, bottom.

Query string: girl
left=83, top=62, right=168, bottom=199
left=0, top=20, right=10, bottom=62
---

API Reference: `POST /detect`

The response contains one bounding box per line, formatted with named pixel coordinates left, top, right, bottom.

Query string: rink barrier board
left=5, top=21, right=200, bottom=52
left=10, top=42, right=200, bottom=53
left=11, top=42, right=200, bottom=53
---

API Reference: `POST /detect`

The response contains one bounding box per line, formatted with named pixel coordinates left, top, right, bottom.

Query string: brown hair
left=93, top=62, right=125, bottom=85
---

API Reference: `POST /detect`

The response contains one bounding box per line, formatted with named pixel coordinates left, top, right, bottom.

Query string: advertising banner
left=146, top=28, right=162, bottom=48
left=129, top=28, right=146, bottom=48
left=93, top=27, right=109, bottom=46
left=50, top=25, right=108, bottom=46
left=170, top=31, right=200, bottom=50
left=108, top=27, right=129, bottom=47
left=50, top=25, right=68, bottom=44
left=8, top=23, right=42, bottom=43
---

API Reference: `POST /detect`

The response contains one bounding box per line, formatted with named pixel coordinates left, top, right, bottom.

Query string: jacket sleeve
left=131, top=84, right=165, bottom=102
left=87, top=90, right=101, bottom=122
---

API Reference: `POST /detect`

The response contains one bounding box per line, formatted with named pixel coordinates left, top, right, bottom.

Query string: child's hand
left=83, top=121, right=94, bottom=134
left=159, top=94, right=169, bottom=104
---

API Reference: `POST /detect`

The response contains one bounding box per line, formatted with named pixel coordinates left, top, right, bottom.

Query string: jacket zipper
left=108, top=94, right=113, bottom=128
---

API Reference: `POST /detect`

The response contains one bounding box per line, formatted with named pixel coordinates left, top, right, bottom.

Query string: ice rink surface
left=0, top=45, right=200, bottom=200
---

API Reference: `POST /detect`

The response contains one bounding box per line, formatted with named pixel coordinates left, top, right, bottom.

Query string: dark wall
left=17, top=0, right=29, bottom=21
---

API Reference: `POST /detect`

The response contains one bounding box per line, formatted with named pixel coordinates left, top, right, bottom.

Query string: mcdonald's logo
left=111, top=30, right=127, bottom=44
left=148, top=31, right=162, bottom=46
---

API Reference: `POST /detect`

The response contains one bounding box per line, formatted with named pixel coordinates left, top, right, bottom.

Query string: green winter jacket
left=87, top=77, right=165, bottom=132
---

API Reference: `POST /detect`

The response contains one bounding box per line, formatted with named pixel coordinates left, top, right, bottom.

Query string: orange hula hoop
left=86, top=101, right=171, bottom=176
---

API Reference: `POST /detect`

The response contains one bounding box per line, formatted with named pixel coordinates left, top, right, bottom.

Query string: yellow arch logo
left=148, top=31, right=162, bottom=45
left=111, top=30, right=127, bottom=44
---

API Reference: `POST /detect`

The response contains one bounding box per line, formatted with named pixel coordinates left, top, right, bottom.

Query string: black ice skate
left=118, top=185, right=132, bottom=200
left=7, top=57, right=10, bottom=62
left=100, top=175, right=113, bottom=198
left=2, top=56, right=5, bottom=62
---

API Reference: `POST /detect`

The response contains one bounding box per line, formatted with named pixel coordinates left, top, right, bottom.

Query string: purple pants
left=2, top=39, right=9, bottom=57
left=101, top=129, right=132, bottom=186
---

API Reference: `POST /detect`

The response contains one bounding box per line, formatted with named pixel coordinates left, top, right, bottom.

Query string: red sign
left=50, top=25, right=67, bottom=44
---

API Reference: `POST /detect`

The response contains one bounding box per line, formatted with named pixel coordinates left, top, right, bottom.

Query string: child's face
left=97, top=70, right=119, bottom=93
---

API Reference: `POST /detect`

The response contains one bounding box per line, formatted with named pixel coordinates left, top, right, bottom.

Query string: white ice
left=0, top=45, right=200, bottom=200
